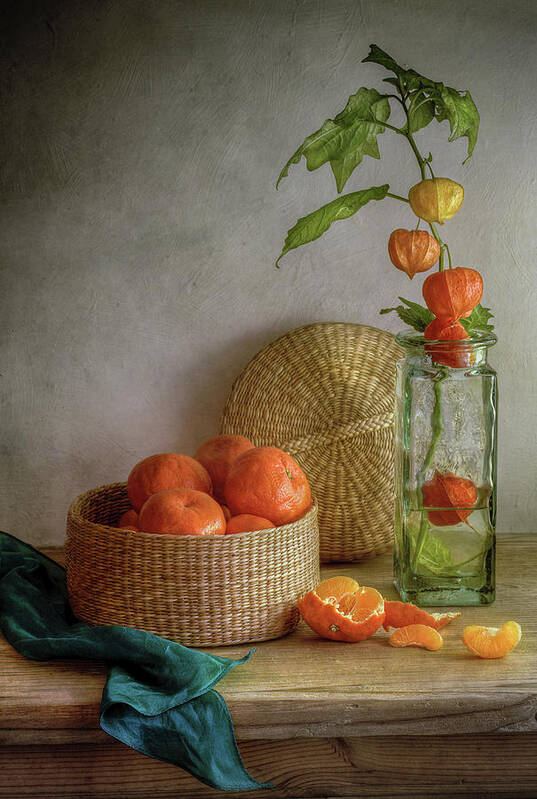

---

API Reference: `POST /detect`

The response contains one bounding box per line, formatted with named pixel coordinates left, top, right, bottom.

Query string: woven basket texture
left=220, top=322, right=403, bottom=562
left=66, top=482, right=320, bottom=647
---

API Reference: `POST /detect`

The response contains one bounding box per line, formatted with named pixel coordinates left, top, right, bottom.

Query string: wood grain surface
left=1, top=535, right=536, bottom=797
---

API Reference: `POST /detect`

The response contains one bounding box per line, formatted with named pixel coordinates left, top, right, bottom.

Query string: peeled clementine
left=462, top=621, right=522, bottom=659
left=127, top=453, right=212, bottom=512
left=138, top=488, right=226, bottom=536
left=422, top=267, right=483, bottom=321
left=117, top=509, right=139, bottom=530
left=224, top=446, right=311, bottom=526
left=194, top=434, right=254, bottom=503
left=226, top=513, right=275, bottom=535
left=421, top=470, right=477, bottom=526
left=383, top=600, right=461, bottom=631
left=298, top=576, right=385, bottom=642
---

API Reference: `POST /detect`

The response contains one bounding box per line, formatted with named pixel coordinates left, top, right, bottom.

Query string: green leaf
left=276, top=88, right=391, bottom=193
left=459, top=304, right=495, bottom=334
left=407, top=523, right=455, bottom=575
left=363, top=44, right=479, bottom=159
left=379, top=297, right=434, bottom=331
left=276, top=184, right=389, bottom=266
left=435, top=86, right=480, bottom=160
left=408, top=91, right=435, bottom=133
left=363, top=44, right=406, bottom=79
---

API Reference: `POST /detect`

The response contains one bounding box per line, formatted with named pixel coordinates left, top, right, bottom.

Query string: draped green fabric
left=0, top=532, right=271, bottom=792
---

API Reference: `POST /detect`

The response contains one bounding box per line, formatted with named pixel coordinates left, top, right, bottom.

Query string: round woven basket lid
left=220, top=322, right=403, bottom=562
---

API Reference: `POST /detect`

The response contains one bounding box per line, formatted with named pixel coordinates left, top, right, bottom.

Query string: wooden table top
left=1, top=534, right=536, bottom=746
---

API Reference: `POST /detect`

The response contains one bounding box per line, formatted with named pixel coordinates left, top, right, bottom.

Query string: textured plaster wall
left=1, top=0, right=536, bottom=545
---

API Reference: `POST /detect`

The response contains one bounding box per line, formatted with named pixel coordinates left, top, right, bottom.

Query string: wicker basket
left=66, top=482, right=320, bottom=647
left=220, top=322, right=403, bottom=562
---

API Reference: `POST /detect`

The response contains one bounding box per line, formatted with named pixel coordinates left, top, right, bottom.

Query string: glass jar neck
left=395, top=330, right=497, bottom=369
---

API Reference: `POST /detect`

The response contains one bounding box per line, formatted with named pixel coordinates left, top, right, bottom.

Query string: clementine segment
left=127, top=453, right=212, bottom=512
left=138, top=488, right=226, bottom=536
left=298, top=576, right=385, bottom=642
left=389, top=624, right=443, bottom=651
left=224, top=446, right=311, bottom=526
left=117, top=509, right=139, bottom=529
left=383, top=600, right=461, bottom=631
left=462, top=622, right=522, bottom=659
left=194, top=435, right=254, bottom=503
left=226, top=514, right=275, bottom=535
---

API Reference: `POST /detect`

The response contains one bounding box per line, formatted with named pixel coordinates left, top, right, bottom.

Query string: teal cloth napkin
left=0, top=531, right=271, bottom=792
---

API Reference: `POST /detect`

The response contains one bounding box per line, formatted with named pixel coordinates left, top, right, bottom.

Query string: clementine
left=138, top=488, right=226, bottom=536
left=117, top=509, right=139, bottom=529
left=298, top=576, right=385, bottom=642
left=224, top=446, right=311, bottom=526
left=226, top=514, right=275, bottom=535
left=221, top=504, right=232, bottom=522
left=127, top=453, right=212, bottom=512
left=194, top=434, right=254, bottom=503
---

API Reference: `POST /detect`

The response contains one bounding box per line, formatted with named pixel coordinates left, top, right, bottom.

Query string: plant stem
left=397, top=88, right=451, bottom=271
left=371, top=119, right=405, bottom=134
left=406, top=129, right=427, bottom=179
left=412, top=370, right=448, bottom=571
left=386, top=192, right=410, bottom=203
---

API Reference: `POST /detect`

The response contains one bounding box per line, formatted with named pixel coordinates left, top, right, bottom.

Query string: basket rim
left=67, top=482, right=318, bottom=543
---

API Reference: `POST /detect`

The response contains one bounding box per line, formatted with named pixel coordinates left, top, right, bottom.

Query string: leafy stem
left=412, top=369, right=449, bottom=571
left=398, top=89, right=449, bottom=272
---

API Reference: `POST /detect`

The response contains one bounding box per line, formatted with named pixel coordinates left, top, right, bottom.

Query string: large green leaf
left=436, top=86, right=480, bottom=161
left=276, top=184, right=389, bottom=266
left=276, top=88, right=391, bottom=193
left=459, top=304, right=495, bottom=333
left=407, top=523, right=455, bottom=575
left=363, top=44, right=480, bottom=159
left=379, top=297, right=434, bottom=331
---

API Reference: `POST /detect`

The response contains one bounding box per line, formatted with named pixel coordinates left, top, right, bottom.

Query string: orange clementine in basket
left=127, top=453, right=212, bottom=512
left=226, top=514, right=275, bottom=535
left=389, top=624, right=443, bottom=651
left=462, top=622, right=521, bottom=659
left=225, top=446, right=311, bottom=526
left=383, top=600, right=461, bottom=631
left=298, top=575, right=385, bottom=642
left=221, top=504, right=232, bottom=522
left=138, top=488, right=226, bottom=536
left=117, top=509, right=139, bottom=530
left=195, top=435, right=254, bottom=503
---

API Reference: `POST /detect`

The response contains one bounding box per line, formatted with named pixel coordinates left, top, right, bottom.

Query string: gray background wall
left=2, top=0, right=536, bottom=546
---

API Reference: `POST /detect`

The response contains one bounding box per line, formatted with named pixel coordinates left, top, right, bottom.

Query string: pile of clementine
left=298, top=577, right=522, bottom=658
left=116, top=435, right=312, bottom=537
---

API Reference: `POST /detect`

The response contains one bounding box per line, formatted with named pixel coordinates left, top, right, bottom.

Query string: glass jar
left=393, top=331, right=498, bottom=606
